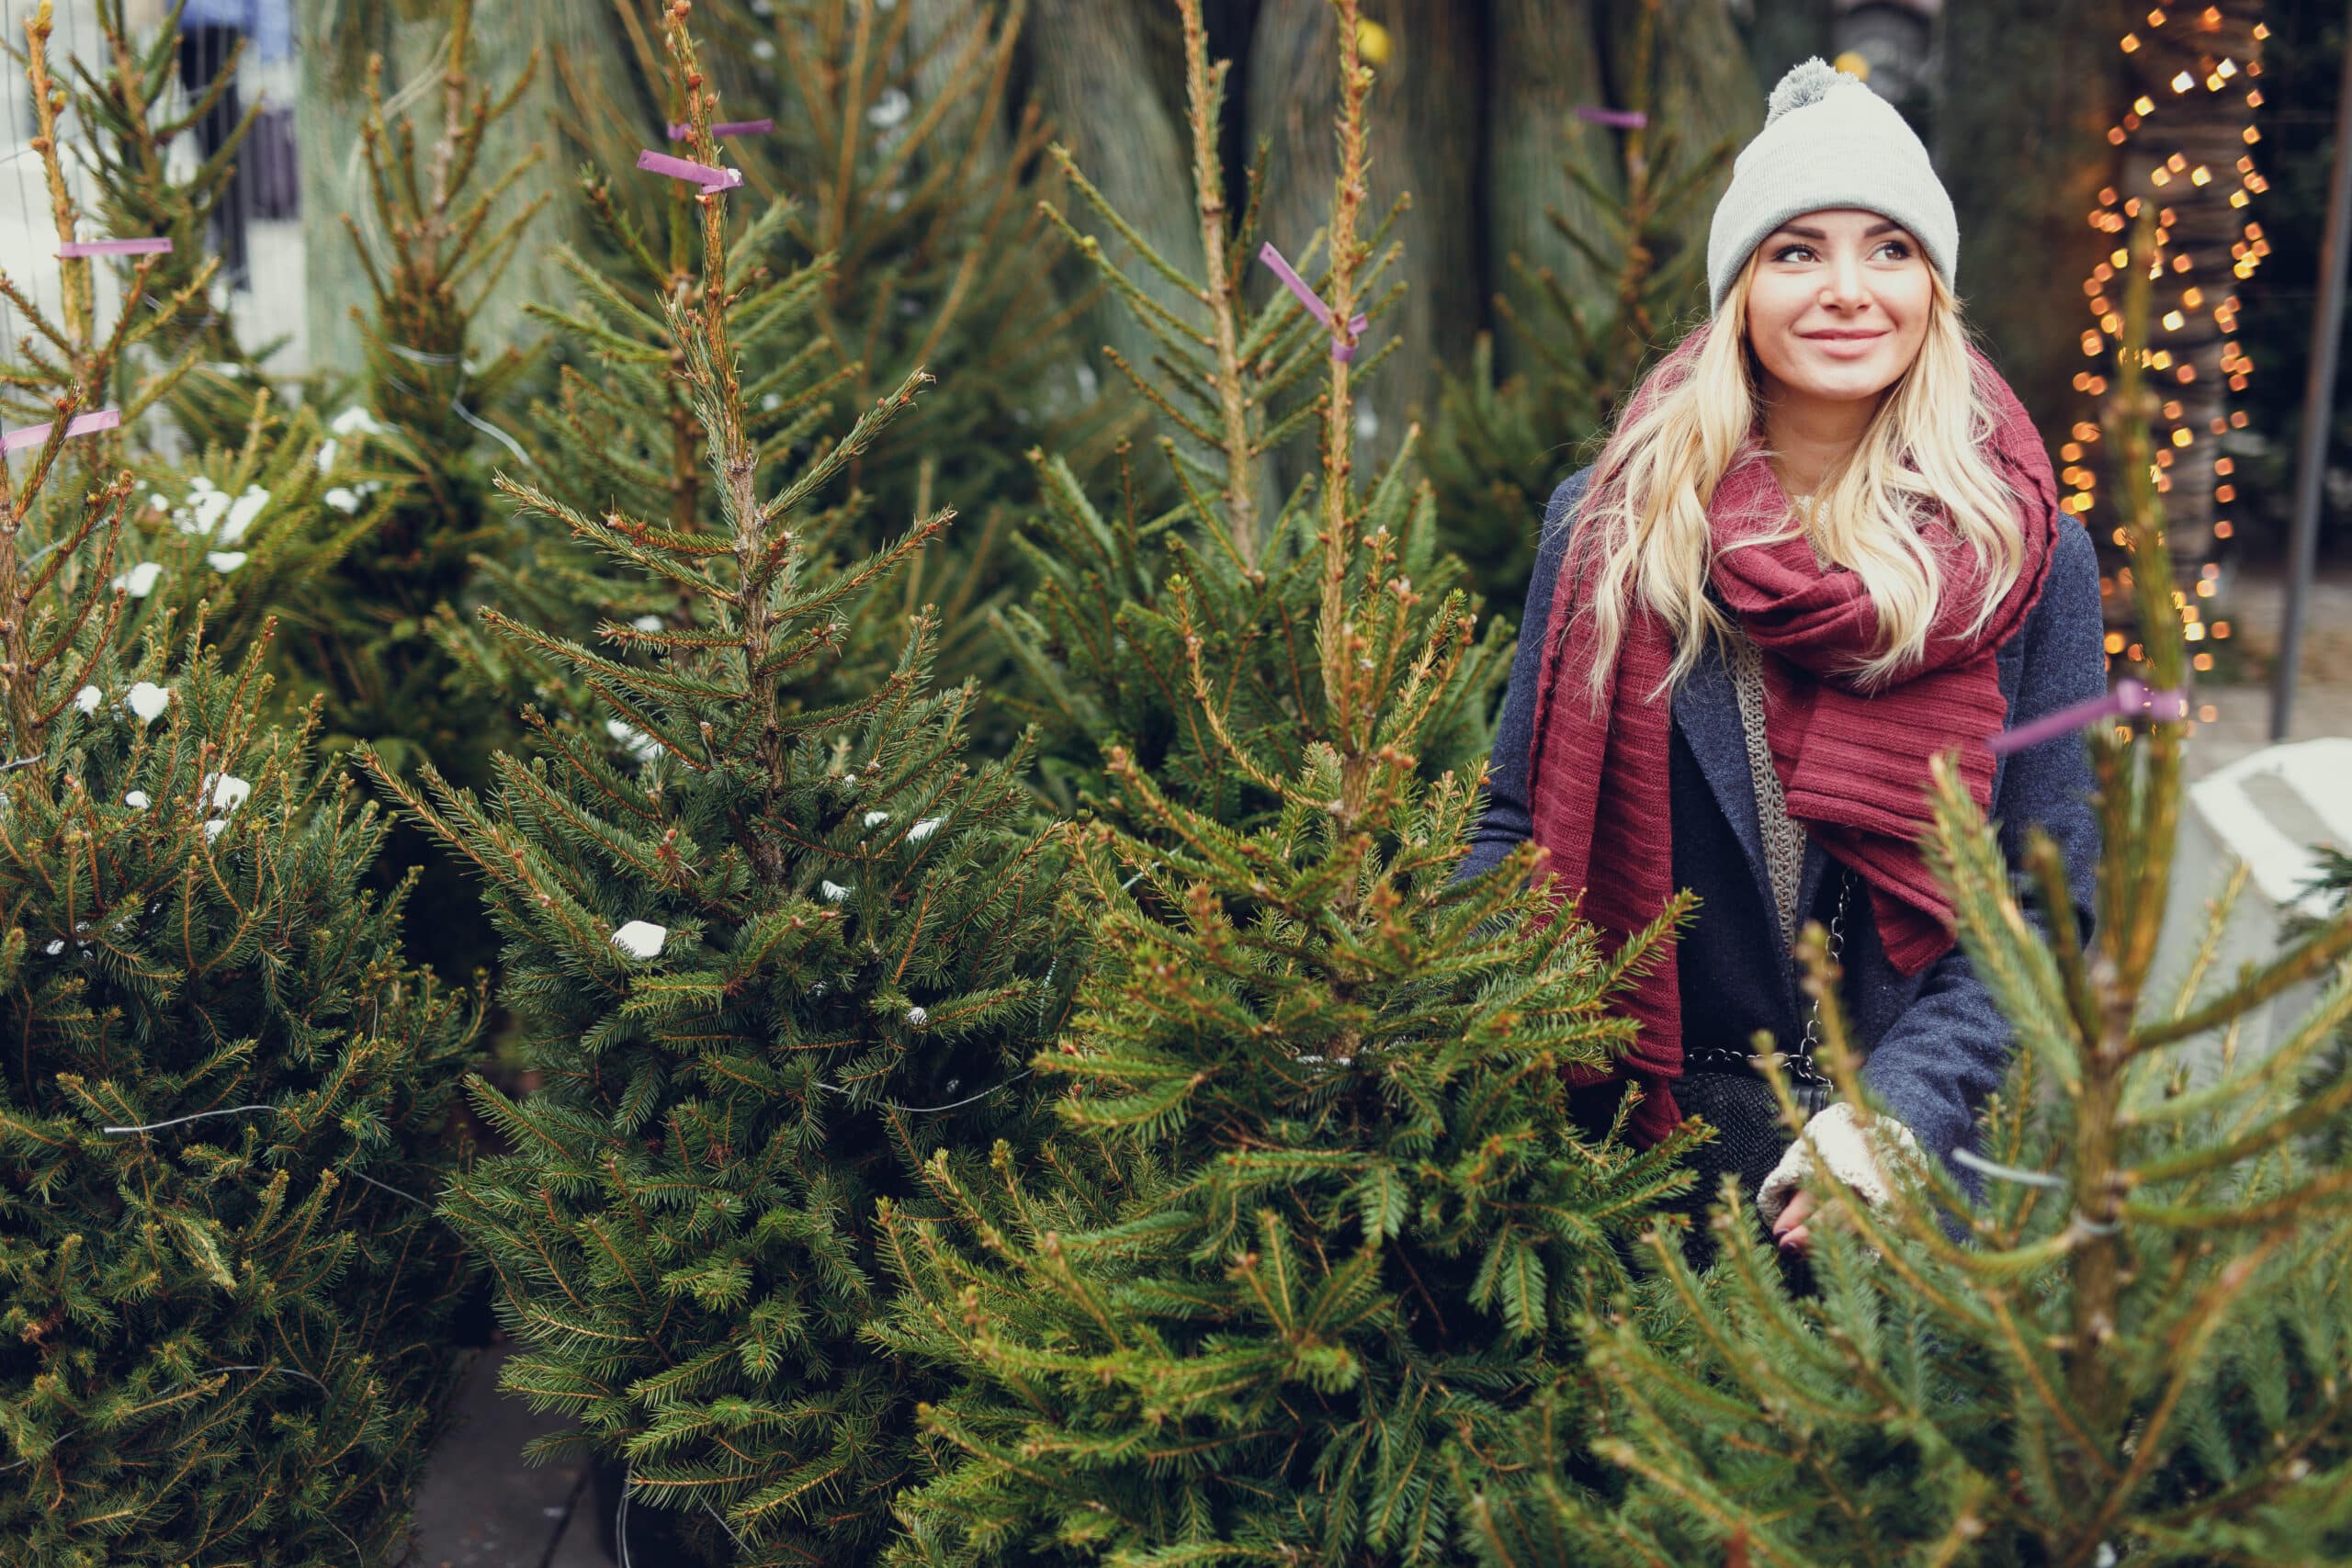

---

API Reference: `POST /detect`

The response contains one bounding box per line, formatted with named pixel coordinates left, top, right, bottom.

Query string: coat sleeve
left=1458, top=468, right=1595, bottom=883
left=1860, top=520, right=2109, bottom=1170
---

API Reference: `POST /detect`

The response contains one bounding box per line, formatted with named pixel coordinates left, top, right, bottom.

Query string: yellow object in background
left=1357, top=17, right=1392, bottom=68
left=1832, top=50, right=1871, bottom=81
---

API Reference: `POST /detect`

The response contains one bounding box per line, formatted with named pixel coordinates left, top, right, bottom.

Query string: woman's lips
left=1803, top=332, right=1886, bottom=358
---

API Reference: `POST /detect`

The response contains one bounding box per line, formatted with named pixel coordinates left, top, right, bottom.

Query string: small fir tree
left=554, top=0, right=1109, bottom=694
left=995, top=0, right=1507, bottom=829
left=0, top=82, right=481, bottom=1568
left=366, top=11, right=1068, bottom=1562
left=45, top=0, right=272, bottom=446
left=1469, top=204, right=2352, bottom=1568
left=871, top=8, right=1690, bottom=1562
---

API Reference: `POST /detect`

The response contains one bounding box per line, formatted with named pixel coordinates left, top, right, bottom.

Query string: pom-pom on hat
left=1704, top=56, right=1958, bottom=318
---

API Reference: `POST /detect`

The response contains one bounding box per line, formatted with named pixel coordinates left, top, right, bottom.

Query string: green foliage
left=371, top=17, right=1068, bottom=1562
left=557, top=0, right=1112, bottom=693
left=1481, top=205, right=2352, bottom=1568
left=994, top=0, right=1506, bottom=829
left=1423, top=6, right=1726, bottom=611
left=0, top=60, right=481, bottom=1547
left=873, top=9, right=1689, bottom=1563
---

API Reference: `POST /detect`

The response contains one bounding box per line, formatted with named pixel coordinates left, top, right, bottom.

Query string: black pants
left=177, top=24, right=249, bottom=291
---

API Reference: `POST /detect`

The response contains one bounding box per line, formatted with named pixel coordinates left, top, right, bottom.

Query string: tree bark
left=1487, top=0, right=1617, bottom=381
left=1245, top=0, right=1482, bottom=472
left=1022, top=0, right=1202, bottom=400
left=1935, top=0, right=2137, bottom=447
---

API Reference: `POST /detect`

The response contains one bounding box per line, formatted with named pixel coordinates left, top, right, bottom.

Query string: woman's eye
left=1877, top=240, right=1914, bottom=260
left=1772, top=244, right=1815, bottom=263
left=1772, top=240, right=1913, bottom=263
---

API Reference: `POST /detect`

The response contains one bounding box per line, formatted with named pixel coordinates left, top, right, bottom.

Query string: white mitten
left=1755, top=1101, right=1924, bottom=1226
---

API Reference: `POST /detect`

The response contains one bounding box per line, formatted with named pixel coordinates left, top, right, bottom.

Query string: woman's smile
left=1801, top=328, right=1890, bottom=359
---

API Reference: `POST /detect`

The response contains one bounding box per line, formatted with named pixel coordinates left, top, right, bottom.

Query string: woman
left=1464, top=59, right=2107, bottom=1256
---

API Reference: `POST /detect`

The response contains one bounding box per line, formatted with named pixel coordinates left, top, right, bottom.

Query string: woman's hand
left=1771, top=1190, right=1820, bottom=1252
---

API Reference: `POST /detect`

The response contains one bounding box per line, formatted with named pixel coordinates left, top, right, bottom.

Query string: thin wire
left=1950, top=1145, right=2069, bottom=1191
left=819, top=1068, right=1032, bottom=1115
left=450, top=396, right=528, bottom=465
left=102, top=1102, right=432, bottom=1209
left=102, top=1102, right=277, bottom=1134
left=0, top=750, right=40, bottom=771
left=616, top=1463, right=634, bottom=1568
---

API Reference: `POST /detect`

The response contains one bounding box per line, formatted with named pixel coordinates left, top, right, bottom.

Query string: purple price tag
left=636, top=149, right=743, bottom=191
left=1257, top=242, right=1369, bottom=363
left=2, top=408, right=122, bottom=452
left=58, top=237, right=173, bottom=258
left=1989, top=676, right=2192, bottom=756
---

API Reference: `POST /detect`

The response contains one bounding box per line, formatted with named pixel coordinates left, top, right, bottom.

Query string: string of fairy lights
left=2064, top=7, right=2268, bottom=718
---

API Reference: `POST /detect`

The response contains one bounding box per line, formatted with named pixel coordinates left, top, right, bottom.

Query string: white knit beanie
left=1705, top=57, right=1959, bottom=318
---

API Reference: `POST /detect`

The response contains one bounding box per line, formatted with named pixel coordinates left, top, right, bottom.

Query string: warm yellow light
left=2217, top=58, right=2236, bottom=78
left=2163, top=310, right=2186, bottom=330
left=2151, top=350, right=2173, bottom=368
left=2185, top=622, right=2206, bottom=642
left=1355, top=17, right=1392, bottom=65
left=2194, top=654, right=2214, bottom=672
left=2214, top=457, right=2233, bottom=475
left=2247, top=87, right=2263, bottom=107
left=2121, top=32, right=2141, bottom=51
left=2109, top=127, right=2130, bottom=145
left=2083, top=332, right=2106, bottom=355
left=2216, top=483, right=2235, bottom=502
left=2168, top=152, right=2188, bottom=171
left=2105, top=631, right=2128, bottom=654
left=2171, top=71, right=2195, bottom=92
left=1832, top=51, right=1871, bottom=78
left=2110, top=248, right=2131, bottom=269
left=2196, top=578, right=2215, bottom=597
left=2213, top=520, right=2233, bottom=539
left=2229, top=190, right=2249, bottom=208
left=2244, top=126, right=2260, bottom=143
left=2152, top=168, right=2173, bottom=186
left=2171, top=427, right=2192, bottom=447
left=2191, top=165, right=2211, bottom=185
left=2134, top=95, right=2157, bottom=115
left=2229, top=410, right=2248, bottom=427
left=2183, top=286, right=2203, bottom=307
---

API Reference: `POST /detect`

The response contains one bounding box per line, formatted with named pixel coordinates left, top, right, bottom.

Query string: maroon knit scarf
left=1527, top=321, right=2061, bottom=1146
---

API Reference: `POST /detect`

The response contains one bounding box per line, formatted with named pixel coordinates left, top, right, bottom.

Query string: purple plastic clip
left=1989, top=676, right=2192, bottom=757
left=1575, top=106, right=1650, bottom=130
left=1257, top=242, right=1368, bottom=363
left=2, top=408, right=121, bottom=452
left=58, top=237, right=173, bottom=258
left=636, top=150, right=743, bottom=192
left=667, top=118, right=775, bottom=140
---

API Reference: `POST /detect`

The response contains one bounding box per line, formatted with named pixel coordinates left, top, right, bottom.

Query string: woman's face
left=1743, top=208, right=1932, bottom=411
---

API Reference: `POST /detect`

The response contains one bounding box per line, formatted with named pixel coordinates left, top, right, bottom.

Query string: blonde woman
left=1464, top=60, right=2106, bottom=1258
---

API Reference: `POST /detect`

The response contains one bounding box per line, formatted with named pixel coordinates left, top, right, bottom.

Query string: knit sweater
left=1463, top=466, right=2108, bottom=1178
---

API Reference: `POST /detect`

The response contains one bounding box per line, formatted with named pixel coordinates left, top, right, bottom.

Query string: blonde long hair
left=1563, top=257, right=2026, bottom=700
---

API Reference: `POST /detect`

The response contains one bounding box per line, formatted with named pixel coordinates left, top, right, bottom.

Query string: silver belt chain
left=1683, top=867, right=1853, bottom=1089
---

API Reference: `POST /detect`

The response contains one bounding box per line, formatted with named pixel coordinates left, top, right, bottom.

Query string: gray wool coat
left=1462, top=466, right=2109, bottom=1179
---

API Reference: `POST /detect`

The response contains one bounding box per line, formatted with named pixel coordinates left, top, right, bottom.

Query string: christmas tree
left=871, top=8, right=1691, bottom=1562
left=365, top=10, right=1068, bottom=1561
left=1468, top=204, right=2352, bottom=1568
left=1423, top=1, right=1729, bottom=611
left=994, top=0, right=1508, bottom=829
left=550, top=0, right=1112, bottom=696
left=0, top=62, right=481, bottom=1568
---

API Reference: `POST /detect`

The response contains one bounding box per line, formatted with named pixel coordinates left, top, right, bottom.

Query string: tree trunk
left=1603, top=0, right=1758, bottom=307
left=1487, top=0, right=1618, bottom=381
left=1245, top=0, right=1482, bottom=473
left=1935, top=0, right=2137, bottom=447
left=1022, top=0, right=1201, bottom=401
